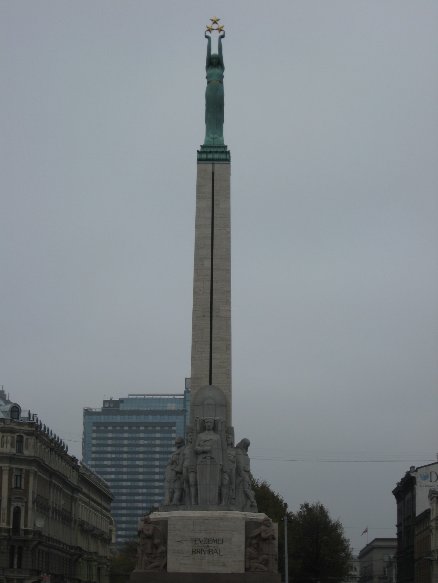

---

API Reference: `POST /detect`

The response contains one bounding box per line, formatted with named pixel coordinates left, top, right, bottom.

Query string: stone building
left=393, top=461, right=438, bottom=583
left=358, top=538, right=397, bottom=583
left=344, top=556, right=360, bottom=583
left=0, top=390, right=114, bottom=583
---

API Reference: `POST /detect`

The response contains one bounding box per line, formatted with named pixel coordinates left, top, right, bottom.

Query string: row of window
left=0, top=434, right=25, bottom=453
left=92, top=428, right=176, bottom=433
left=91, top=454, right=169, bottom=459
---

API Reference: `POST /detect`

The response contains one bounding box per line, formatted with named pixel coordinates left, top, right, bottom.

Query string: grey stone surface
left=135, top=516, right=167, bottom=572
left=167, top=511, right=245, bottom=573
left=130, top=572, right=281, bottom=583
left=191, top=162, right=231, bottom=424
left=164, top=437, right=185, bottom=506
left=160, top=417, right=257, bottom=511
left=133, top=512, right=279, bottom=579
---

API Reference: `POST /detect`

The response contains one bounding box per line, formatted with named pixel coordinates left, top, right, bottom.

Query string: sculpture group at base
left=163, top=416, right=258, bottom=511
left=134, top=513, right=278, bottom=575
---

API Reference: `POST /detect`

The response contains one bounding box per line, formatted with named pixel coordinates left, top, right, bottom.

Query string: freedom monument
left=131, top=19, right=281, bottom=582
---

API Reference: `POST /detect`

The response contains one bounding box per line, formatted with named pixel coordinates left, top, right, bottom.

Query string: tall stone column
left=190, top=150, right=231, bottom=425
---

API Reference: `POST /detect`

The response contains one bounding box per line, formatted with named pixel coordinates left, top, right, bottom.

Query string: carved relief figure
left=137, top=515, right=166, bottom=572
left=221, top=427, right=236, bottom=505
left=235, top=438, right=257, bottom=511
left=164, top=437, right=185, bottom=505
left=245, top=538, right=269, bottom=572
left=182, top=426, right=198, bottom=506
left=246, top=517, right=276, bottom=572
left=195, top=417, right=223, bottom=505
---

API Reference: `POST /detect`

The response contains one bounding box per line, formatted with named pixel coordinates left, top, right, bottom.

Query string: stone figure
left=182, top=426, right=198, bottom=506
left=245, top=538, right=269, bottom=572
left=246, top=517, right=277, bottom=572
left=235, top=438, right=258, bottom=511
left=204, top=30, right=225, bottom=146
left=164, top=437, right=185, bottom=505
left=136, top=515, right=166, bottom=572
left=221, top=427, right=236, bottom=505
left=195, top=417, right=223, bottom=505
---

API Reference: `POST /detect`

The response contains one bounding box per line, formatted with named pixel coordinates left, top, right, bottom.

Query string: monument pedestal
left=130, top=511, right=281, bottom=583
left=131, top=573, right=281, bottom=583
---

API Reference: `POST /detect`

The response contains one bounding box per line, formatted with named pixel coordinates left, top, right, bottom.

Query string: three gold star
left=205, top=16, right=225, bottom=34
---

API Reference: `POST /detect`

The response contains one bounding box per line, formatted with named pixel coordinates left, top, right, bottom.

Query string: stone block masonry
left=190, top=161, right=232, bottom=425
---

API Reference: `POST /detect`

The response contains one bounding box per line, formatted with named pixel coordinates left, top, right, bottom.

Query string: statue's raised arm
left=205, top=32, right=212, bottom=69
left=218, top=31, right=225, bottom=69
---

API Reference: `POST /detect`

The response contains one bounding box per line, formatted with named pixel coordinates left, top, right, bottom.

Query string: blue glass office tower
left=82, top=386, right=190, bottom=545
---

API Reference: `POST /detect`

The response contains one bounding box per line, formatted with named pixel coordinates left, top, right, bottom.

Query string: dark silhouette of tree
left=252, top=478, right=289, bottom=579
left=109, top=540, right=137, bottom=583
left=288, top=502, right=352, bottom=583
left=253, top=480, right=352, bottom=583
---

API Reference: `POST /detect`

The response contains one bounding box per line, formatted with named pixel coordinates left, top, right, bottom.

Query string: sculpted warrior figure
left=164, top=436, right=185, bottom=505
left=195, top=417, right=223, bottom=505
left=182, top=426, right=198, bottom=505
left=246, top=517, right=277, bottom=572
left=235, top=438, right=258, bottom=511
left=221, top=427, right=237, bottom=505
left=204, top=29, right=225, bottom=145
left=137, top=515, right=166, bottom=572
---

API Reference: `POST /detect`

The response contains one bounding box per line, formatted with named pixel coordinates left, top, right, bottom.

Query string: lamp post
left=284, top=504, right=289, bottom=583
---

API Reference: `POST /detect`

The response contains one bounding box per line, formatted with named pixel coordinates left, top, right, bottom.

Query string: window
left=12, top=506, right=21, bottom=534
left=16, top=435, right=24, bottom=454
left=13, top=469, right=23, bottom=489
left=17, top=546, right=23, bottom=569
left=9, top=545, right=15, bottom=568
left=10, top=406, right=20, bottom=420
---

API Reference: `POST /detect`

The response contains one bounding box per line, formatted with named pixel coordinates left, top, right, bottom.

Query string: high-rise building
left=82, top=386, right=190, bottom=545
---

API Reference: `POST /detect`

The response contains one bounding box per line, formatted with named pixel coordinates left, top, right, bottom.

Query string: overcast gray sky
left=1, top=0, right=437, bottom=553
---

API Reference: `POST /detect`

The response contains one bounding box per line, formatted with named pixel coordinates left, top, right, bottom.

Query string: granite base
left=131, top=572, right=281, bottom=583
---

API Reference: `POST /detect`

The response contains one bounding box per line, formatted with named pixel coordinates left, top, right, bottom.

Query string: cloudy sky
left=1, top=0, right=437, bottom=553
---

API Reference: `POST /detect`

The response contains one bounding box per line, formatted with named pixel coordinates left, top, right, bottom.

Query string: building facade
left=358, top=538, right=397, bottom=583
left=82, top=387, right=190, bottom=545
left=0, top=390, right=113, bottom=583
left=393, top=462, right=438, bottom=583
left=345, top=556, right=360, bottom=583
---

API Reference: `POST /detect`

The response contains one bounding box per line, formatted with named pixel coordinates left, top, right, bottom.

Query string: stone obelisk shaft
left=190, top=160, right=231, bottom=423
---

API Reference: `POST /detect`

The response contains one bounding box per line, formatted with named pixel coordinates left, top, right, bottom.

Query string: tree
left=252, top=478, right=288, bottom=579
left=109, top=539, right=137, bottom=583
left=253, top=478, right=288, bottom=523
left=253, top=480, right=352, bottom=583
left=288, top=502, right=352, bottom=583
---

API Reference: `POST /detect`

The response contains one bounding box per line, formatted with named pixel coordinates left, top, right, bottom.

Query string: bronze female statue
left=204, top=30, right=225, bottom=145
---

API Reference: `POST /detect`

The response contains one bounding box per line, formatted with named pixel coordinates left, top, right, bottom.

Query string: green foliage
left=252, top=478, right=288, bottom=523
left=252, top=478, right=288, bottom=578
left=109, top=540, right=137, bottom=583
left=252, top=480, right=352, bottom=583
left=288, top=502, right=352, bottom=583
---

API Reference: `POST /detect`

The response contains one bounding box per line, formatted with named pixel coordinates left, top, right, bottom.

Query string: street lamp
left=284, top=504, right=289, bottom=583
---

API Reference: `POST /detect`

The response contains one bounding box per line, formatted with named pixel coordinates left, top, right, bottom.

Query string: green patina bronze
left=198, top=30, right=230, bottom=162
left=204, top=32, right=225, bottom=146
